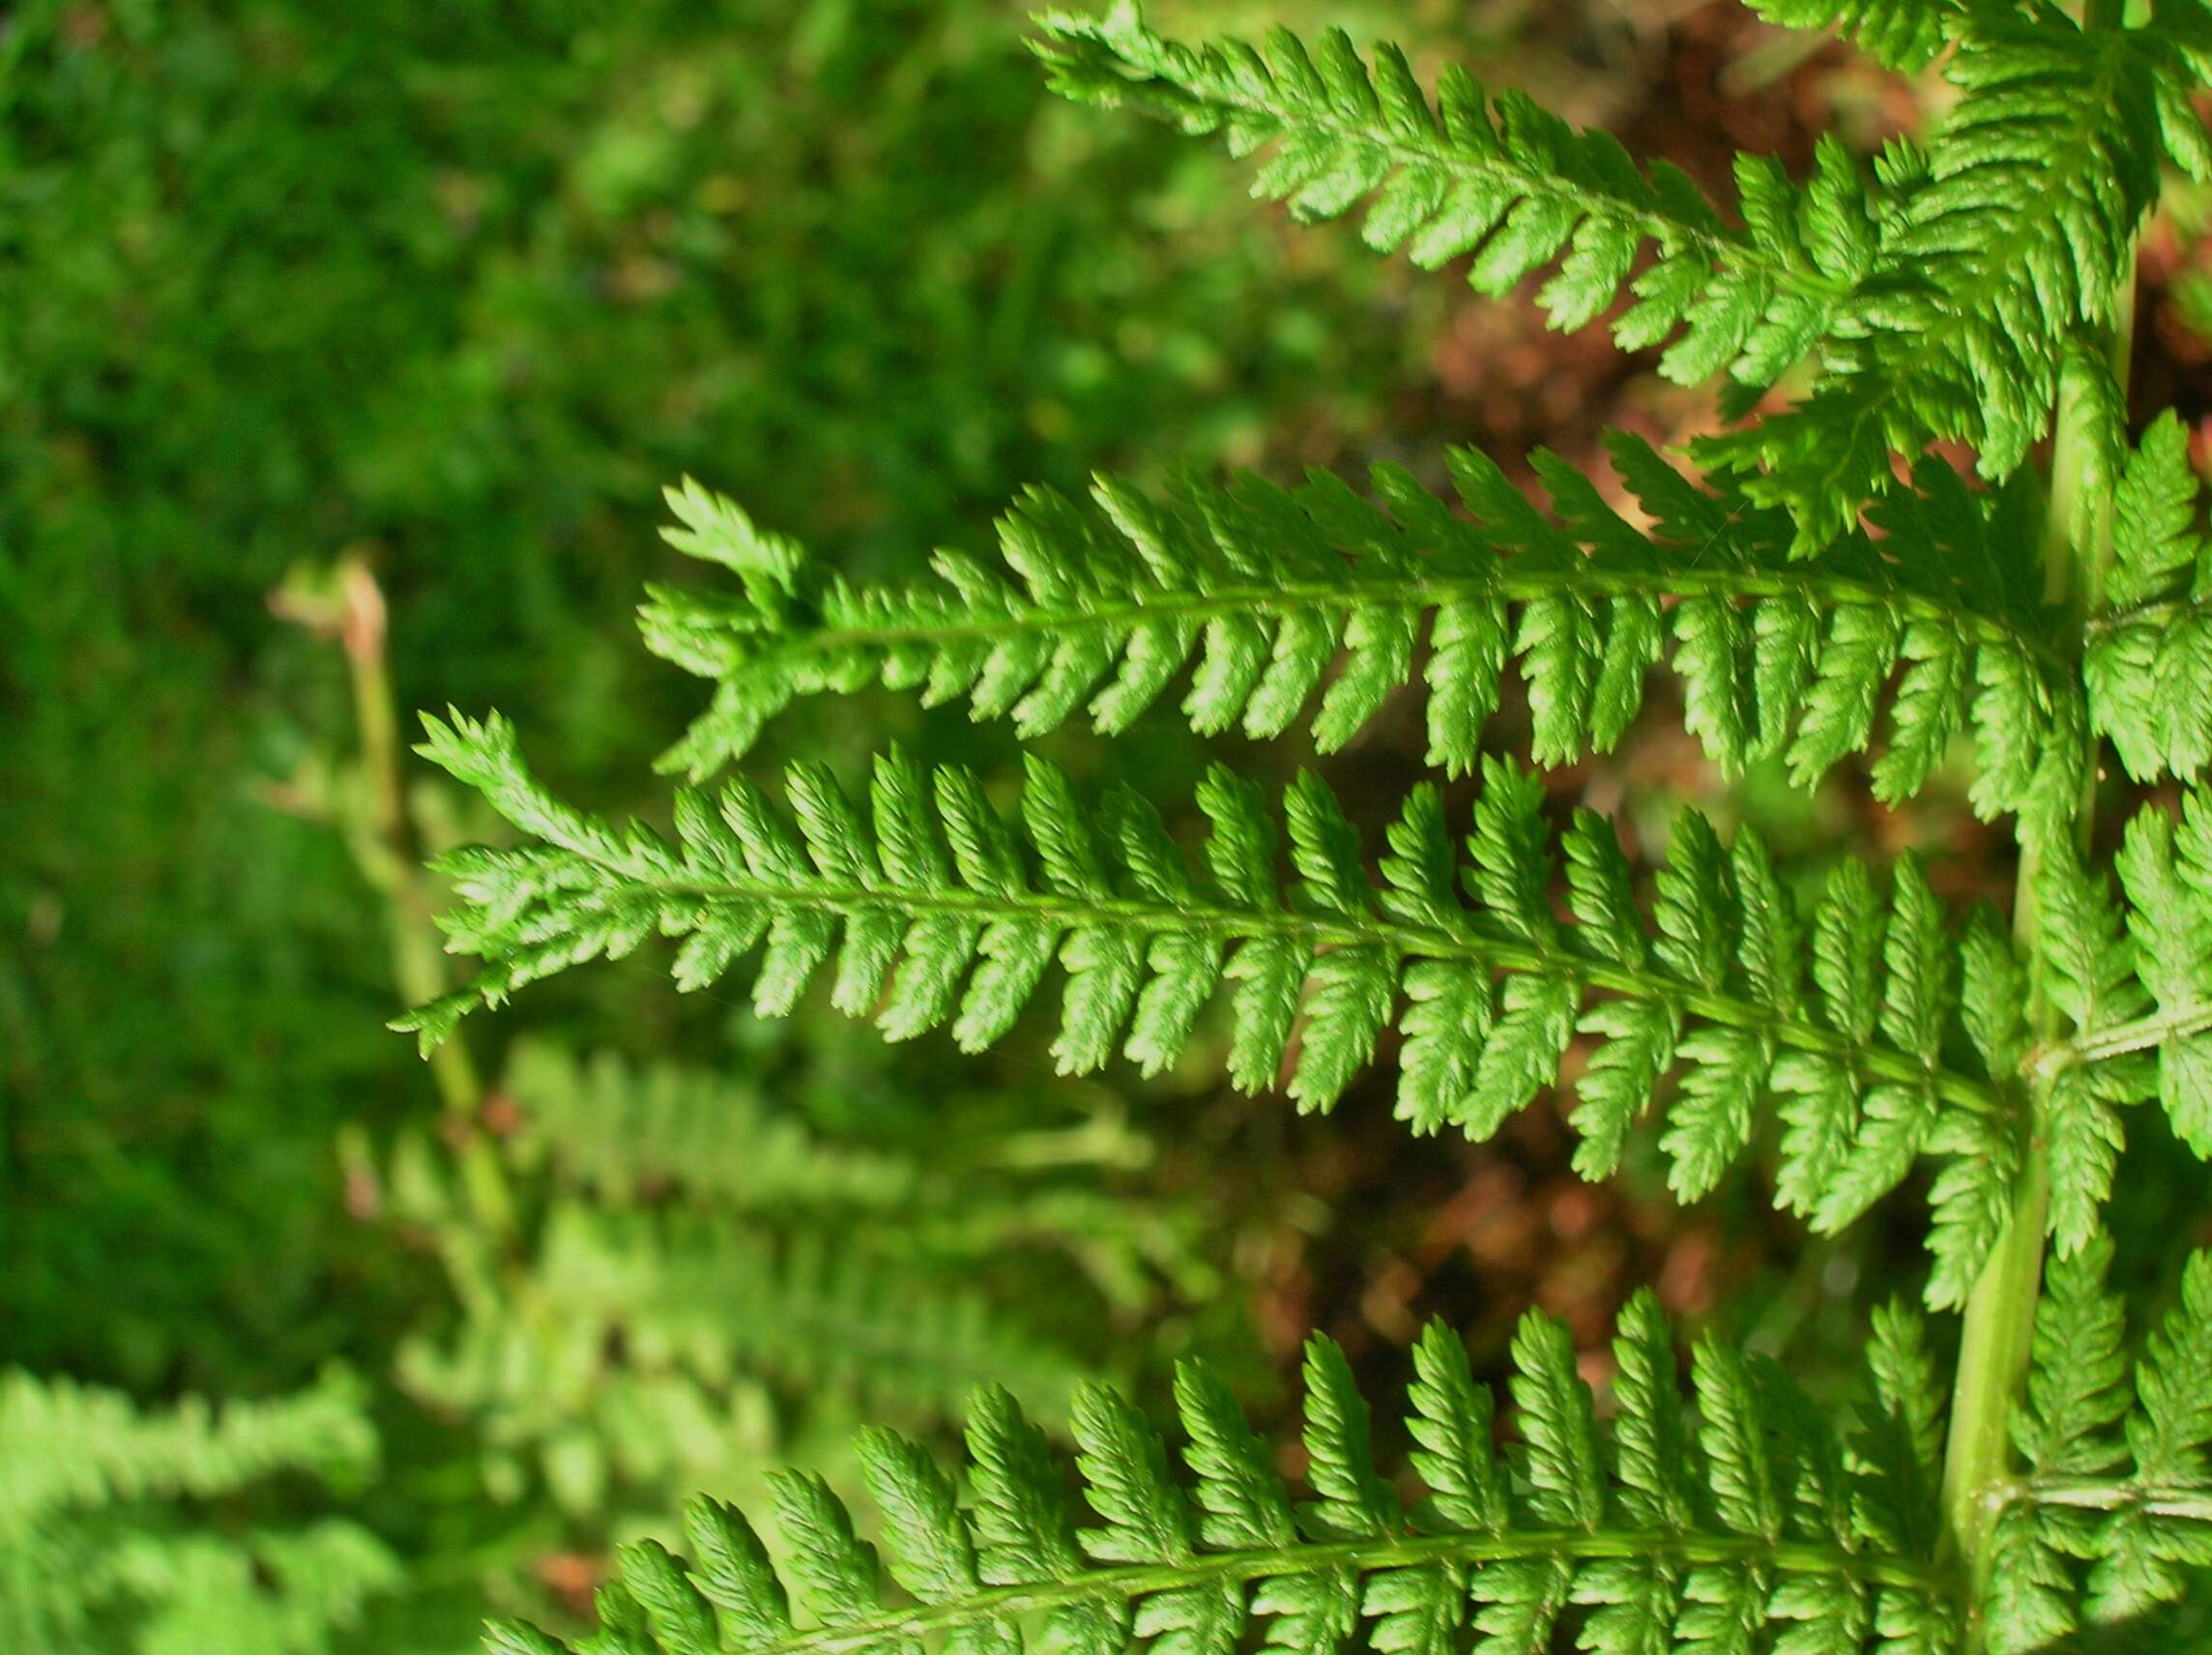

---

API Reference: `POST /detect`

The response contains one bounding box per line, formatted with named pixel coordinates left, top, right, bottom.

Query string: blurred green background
left=10, top=2, right=2209, bottom=1650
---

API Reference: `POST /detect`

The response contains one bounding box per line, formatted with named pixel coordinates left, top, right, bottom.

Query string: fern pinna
left=399, top=1, right=2212, bottom=1649
left=480, top=1272, right=2212, bottom=1655
left=485, top=1296, right=1958, bottom=1655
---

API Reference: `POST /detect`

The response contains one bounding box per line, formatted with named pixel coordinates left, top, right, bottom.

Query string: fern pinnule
left=1703, top=4, right=2212, bottom=544
left=2087, top=411, right=2212, bottom=786
left=1740, top=1, right=1957, bottom=71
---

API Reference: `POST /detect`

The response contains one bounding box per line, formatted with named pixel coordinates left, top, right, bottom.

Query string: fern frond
left=1031, top=5, right=1879, bottom=382
left=2019, top=788, right=2212, bottom=1252
left=641, top=450, right=2070, bottom=828
left=0, top=1367, right=379, bottom=1534
left=482, top=1296, right=1950, bottom=1655
left=1987, top=1244, right=2212, bottom=1651
left=502, top=1039, right=918, bottom=1212
left=0, top=1370, right=396, bottom=1655
left=496, top=1040, right=1206, bottom=1305
left=402, top=711, right=2030, bottom=1302
left=2086, top=410, right=2212, bottom=785
left=1741, top=0, right=1958, bottom=71
left=399, top=1205, right=1096, bottom=1437
left=1700, top=4, right=2212, bottom=547
left=1034, top=5, right=2210, bottom=551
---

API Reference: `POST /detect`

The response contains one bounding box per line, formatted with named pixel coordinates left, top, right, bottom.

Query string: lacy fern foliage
left=1985, top=1244, right=2212, bottom=1650
left=1038, top=2, right=2212, bottom=549
left=1739, top=1, right=1956, bottom=70
left=482, top=1297, right=1952, bottom=1655
left=640, top=426, right=2069, bottom=818
left=2086, top=411, right=2212, bottom=785
left=390, top=2, right=2212, bottom=1649
left=401, top=710, right=2052, bottom=1306
left=1033, top=4, right=1882, bottom=401
left=389, top=1038, right=1208, bottom=1526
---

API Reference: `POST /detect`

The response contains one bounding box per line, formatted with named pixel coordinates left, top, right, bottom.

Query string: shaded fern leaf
left=480, top=1305, right=1948, bottom=1655
left=402, top=711, right=2029, bottom=1299
left=1741, top=0, right=1958, bottom=71
left=394, top=1205, right=1099, bottom=1462
left=0, top=1369, right=400, bottom=1655
left=2027, top=790, right=2212, bottom=1249
left=641, top=447, right=2065, bottom=824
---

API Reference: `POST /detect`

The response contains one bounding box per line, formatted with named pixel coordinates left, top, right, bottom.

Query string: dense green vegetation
left=9, top=2, right=2211, bottom=1651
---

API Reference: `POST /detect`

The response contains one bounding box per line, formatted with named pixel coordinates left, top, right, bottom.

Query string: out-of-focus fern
left=480, top=1295, right=1956, bottom=1655
left=1740, top=0, right=1958, bottom=71
left=389, top=1040, right=1210, bottom=1528
left=397, top=1202, right=1097, bottom=1520
left=494, top=1041, right=1207, bottom=1300
left=0, top=1369, right=397, bottom=1655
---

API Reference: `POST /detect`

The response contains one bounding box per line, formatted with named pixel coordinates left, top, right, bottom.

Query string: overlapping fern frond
left=1038, top=3, right=2212, bottom=548
left=501, top=1039, right=917, bottom=1212
left=1705, top=2, right=2212, bottom=547
left=1740, top=0, right=1958, bottom=71
left=481, top=1294, right=1954, bottom=1655
left=495, top=1041, right=1208, bottom=1308
left=1986, top=1243, right=2212, bottom=1652
left=643, top=449, right=2073, bottom=830
left=2013, top=785, right=2212, bottom=1253
left=399, top=711, right=2042, bottom=1306
left=399, top=1204, right=1096, bottom=1438
left=391, top=1043, right=1171, bottom=1516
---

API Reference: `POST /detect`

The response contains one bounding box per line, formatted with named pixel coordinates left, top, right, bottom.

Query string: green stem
left=713, top=557, right=2072, bottom=683
left=1939, top=1152, right=2051, bottom=1591
left=333, top=560, right=514, bottom=1237
left=728, top=1529, right=1940, bottom=1655
left=1939, top=240, right=2137, bottom=1640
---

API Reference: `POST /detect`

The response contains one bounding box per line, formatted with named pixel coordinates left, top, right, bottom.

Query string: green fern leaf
left=634, top=447, right=2066, bottom=810
left=478, top=1309, right=1951, bottom=1655
left=1700, top=8, right=2212, bottom=547
left=1029, top=6, right=1874, bottom=386
left=1741, top=0, right=1957, bottom=71
left=1990, top=1245, right=2212, bottom=1649
left=404, top=714, right=2036, bottom=1296
left=2088, top=412, right=2212, bottom=785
